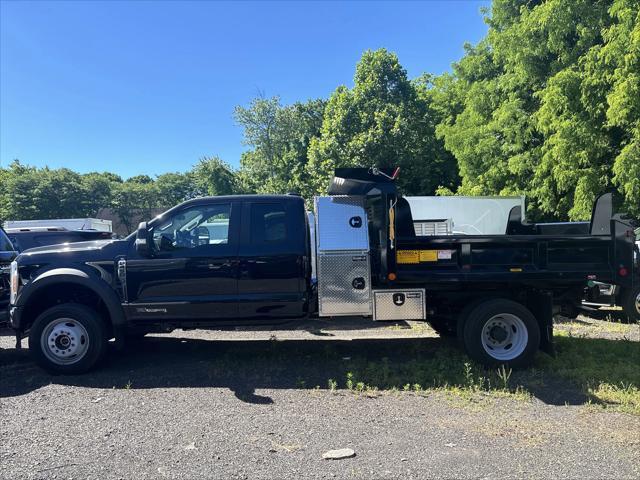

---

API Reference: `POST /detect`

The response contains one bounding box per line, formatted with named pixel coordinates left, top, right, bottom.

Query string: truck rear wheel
left=621, top=285, right=640, bottom=323
left=29, top=304, right=108, bottom=374
left=462, top=299, right=540, bottom=368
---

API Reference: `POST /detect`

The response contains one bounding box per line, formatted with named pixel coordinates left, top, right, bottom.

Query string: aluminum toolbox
left=315, top=196, right=369, bottom=252
left=318, top=253, right=371, bottom=316
left=372, top=289, right=426, bottom=321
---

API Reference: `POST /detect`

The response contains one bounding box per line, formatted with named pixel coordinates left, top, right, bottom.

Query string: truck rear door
left=237, top=198, right=307, bottom=319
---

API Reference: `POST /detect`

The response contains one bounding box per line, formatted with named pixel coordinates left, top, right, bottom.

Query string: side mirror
left=135, top=222, right=151, bottom=257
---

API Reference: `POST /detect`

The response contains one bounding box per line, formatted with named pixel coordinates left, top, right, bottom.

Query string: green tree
left=1, top=161, right=87, bottom=220
left=80, top=172, right=120, bottom=217
left=191, top=156, right=239, bottom=196
left=307, top=49, right=459, bottom=196
left=111, top=181, right=159, bottom=234
left=126, top=174, right=154, bottom=184
left=434, top=0, right=640, bottom=220
left=235, top=96, right=325, bottom=197
left=155, top=172, right=198, bottom=206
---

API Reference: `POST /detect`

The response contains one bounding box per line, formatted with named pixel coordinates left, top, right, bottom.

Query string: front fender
left=12, top=267, right=125, bottom=330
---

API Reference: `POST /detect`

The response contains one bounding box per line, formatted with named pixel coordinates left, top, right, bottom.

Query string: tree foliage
left=191, top=156, right=239, bottom=196
left=0, top=159, right=241, bottom=233
left=307, top=49, right=459, bottom=196
left=434, top=0, right=640, bottom=220
left=235, top=96, right=325, bottom=197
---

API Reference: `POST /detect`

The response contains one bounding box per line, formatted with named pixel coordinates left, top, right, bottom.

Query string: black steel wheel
left=462, top=299, right=540, bottom=368
left=29, top=304, right=108, bottom=374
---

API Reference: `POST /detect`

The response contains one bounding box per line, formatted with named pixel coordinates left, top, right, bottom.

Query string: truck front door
left=125, top=200, right=240, bottom=321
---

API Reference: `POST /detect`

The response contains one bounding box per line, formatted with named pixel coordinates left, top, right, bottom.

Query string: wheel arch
left=13, top=268, right=125, bottom=333
left=453, top=288, right=554, bottom=355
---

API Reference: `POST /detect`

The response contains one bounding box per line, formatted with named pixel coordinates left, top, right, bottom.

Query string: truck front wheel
left=462, top=299, right=540, bottom=368
left=29, top=304, right=108, bottom=374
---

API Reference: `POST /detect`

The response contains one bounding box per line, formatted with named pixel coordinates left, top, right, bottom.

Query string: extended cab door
left=125, top=200, right=240, bottom=321
left=237, top=198, right=308, bottom=319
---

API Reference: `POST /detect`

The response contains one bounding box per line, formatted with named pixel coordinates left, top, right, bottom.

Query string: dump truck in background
left=406, top=195, right=524, bottom=236
left=4, top=218, right=112, bottom=232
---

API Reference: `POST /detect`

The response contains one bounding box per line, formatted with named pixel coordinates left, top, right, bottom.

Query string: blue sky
left=0, top=1, right=489, bottom=178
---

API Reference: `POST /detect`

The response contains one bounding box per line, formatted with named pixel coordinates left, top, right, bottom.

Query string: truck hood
left=20, top=239, right=117, bottom=255
left=17, top=239, right=131, bottom=264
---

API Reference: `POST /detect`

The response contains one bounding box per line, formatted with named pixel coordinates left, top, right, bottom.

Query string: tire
left=29, top=304, right=108, bottom=374
left=462, top=299, right=540, bottom=368
left=621, top=285, right=640, bottom=323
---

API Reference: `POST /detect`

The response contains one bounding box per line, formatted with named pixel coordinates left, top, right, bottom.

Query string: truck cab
left=124, top=194, right=310, bottom=323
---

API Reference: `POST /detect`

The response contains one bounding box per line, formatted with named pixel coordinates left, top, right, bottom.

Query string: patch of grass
left=587, top=383, right=640, bottom=414
left=555, top=318, right=638, bottom=338
left=314, top=332, right=638, bottom=413
left=198, top=326, right=638, bottom=414
left=536, top=332, right=640, bottom=414
left=335, top=352, right=530, bottom=405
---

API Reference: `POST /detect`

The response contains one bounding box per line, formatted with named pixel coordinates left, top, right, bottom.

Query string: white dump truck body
left=4, top=218, right=112, bottom=232
left=406, top=196, right=525, bottom=235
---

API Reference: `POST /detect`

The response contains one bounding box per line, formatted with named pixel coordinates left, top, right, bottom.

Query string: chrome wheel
left=635, top=292, right=640, bottom=316
left=481, top=313, right=528, bottom=361
left=40, top=318, right=90, bottom=366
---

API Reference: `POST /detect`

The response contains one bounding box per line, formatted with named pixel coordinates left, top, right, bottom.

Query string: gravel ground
left=1, top=315, right=639, bottom=479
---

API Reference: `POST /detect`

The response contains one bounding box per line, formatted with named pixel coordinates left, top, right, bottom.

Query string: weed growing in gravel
left=497, top=365, right=512, bottom=390
left=587, top=382, right=640, bottom=414
left=328, top=378, right=337, bottom=393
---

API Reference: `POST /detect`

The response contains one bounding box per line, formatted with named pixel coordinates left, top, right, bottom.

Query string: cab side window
left=250, top=203, right=287, bottom=244
left=152, top=203, right=231, bottom=252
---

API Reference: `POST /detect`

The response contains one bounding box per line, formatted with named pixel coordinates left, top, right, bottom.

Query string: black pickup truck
left=7, top=168, right=639, bottom=374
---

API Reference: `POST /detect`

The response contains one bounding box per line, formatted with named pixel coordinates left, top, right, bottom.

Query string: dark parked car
left=5, top=227, right=113, bottom=252
left=0, top=227, right=18, bottom=326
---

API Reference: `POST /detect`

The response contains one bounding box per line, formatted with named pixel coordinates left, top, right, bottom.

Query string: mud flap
left=527, top=290, right=555, bottom=356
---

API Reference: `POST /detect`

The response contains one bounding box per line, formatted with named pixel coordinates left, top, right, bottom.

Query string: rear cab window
left=250, top=203, right=288, bottom=244
left=241, top=198, right=306, bottom=255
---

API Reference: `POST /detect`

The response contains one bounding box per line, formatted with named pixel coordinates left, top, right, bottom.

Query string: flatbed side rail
left=394, top=234, right=617, bottom=286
